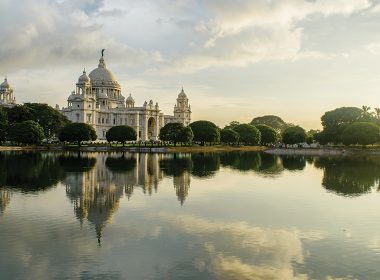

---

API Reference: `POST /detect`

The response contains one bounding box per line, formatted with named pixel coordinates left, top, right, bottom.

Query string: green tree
left=189, top=120, right=220, bottom=145
left=220, top=128, right=239, bottom=145
left=106, top=125, right=137, bottom=146
left=177, top=126, right=194, bottom=144
left=233, top=124, right=261, bottom=145
left=224, top=121, right=240, bottom=130
left=8, top=120, right=45, bottom=144
left=342, top=122, right=380, bottom=146
left=320, top=107, right=362, bottom=143
left=59, top=123, right=97, bottom=146
left=6, top=105, right=33, bottom=124
left=160, top=123, right=193, bottom=146
left=282, top=126, right=307, bottom=145
left=255, top=124, right=279, bottom=145
left=0, top=106, right=8, bottom=142
left=250, top=115, right=289, bottom=132
left=24, top=103, right=70, bottom=139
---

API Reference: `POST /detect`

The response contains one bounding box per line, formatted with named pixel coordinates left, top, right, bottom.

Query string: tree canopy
left=0, top=106, right=8, bottom=142
left=255, top=124, right=279, bottom=145
left=189, top=120, right=220, bottom=144
left=160, top=123, right=194, bottom=145
left=341, top=122, right=380, bottom=146
left=59, top=123, right=97, bottom=146
left=8, top=120, right=45, bottom=144
left=106, top=125, right=136, bottom=146
left=233, top=124, right=261, bottom=145
left=220, top=128, right=239, bottom=144
left=250, top=115, right=289, bottom=132
left=282, top=126, right=307, bottom=145
left=6, top=103, right=70, bottom=139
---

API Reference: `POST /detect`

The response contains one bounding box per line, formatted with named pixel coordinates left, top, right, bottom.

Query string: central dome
left=89, top=56, right=120, bottom=87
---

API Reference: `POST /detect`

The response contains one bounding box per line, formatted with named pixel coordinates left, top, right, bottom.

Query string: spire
left=83, top=68, right=86, bottom=75
left=98, top=49, right=106, bottom=68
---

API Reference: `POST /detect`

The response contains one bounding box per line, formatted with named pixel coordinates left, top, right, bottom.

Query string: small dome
left=68, top=92, right=75, bottom=101
left=98, top=91, right=108, bottom=99
left=0, top=78, right=11, bottom=90
left=126, top=94, right=134, bottom=103
left=78, top=69, right=90, bottom=84
left=178, top=87, right=187, bottom=98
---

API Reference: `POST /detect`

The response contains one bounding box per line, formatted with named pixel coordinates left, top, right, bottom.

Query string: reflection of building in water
left=64, top=153, right=176, bottom=243
left=173, top=171, right=191, bottom=205
left=0, top=189, right=11, bottom=213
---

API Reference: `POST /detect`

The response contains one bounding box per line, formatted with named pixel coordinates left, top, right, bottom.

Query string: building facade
left=62, top=51, right=191, bottom=141
left=0, top=78, right=16, bottom=108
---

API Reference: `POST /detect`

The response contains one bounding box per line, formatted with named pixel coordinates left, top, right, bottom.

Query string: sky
left=1, top=0, right=380, bottom=129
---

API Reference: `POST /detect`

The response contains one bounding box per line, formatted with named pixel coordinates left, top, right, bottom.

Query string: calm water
left=1, top=151, right=380, bottom=280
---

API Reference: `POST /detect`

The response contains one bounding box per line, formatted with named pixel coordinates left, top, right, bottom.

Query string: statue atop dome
left=101, top=49, right=105, bottom=58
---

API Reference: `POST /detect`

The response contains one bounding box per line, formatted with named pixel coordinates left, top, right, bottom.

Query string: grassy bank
left=166, top=145, right=268, bottom=153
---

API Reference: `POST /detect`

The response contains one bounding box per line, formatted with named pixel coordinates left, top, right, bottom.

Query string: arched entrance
left=147, top=117, right=156, bottom=140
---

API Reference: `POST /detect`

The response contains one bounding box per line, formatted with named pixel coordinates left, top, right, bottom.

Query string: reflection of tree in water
left=0, top=189, right=11, bottom=213
left=314, top=156, right=380, bottom=196
left=281, top=156, right=306, bottom=171
left=220, top=152, right=284, bottom=176
left=0, top=151, right=66, bottom=191
left=191, top=153, right=220, bottom=178
left=105, top=155, right=136, bottom=173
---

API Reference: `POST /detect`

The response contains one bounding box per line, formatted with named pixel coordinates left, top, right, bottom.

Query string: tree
left=342, top=122, right=380, bottom=146
left=220, top=128, right=239, bottom=145
left=224, top=121, right=240, bottom=130
left=282, top=126, right=307, bottom=145
left=320, top=107, right=362, bottom=143
left=177, top=126, right=194, bottom=144
left=106, top=125, right=136, bottom=146
left=160, top=123, right=193, bottom=145
left=0, top=106, right=8, bottom=142
left=255, top=124, right=279, bottom=145
left=59, top=123, right=97, bottom=146
left=374, top=108, right=380, bottom=120
left=8, top=120, right=45, bottom=145
left=250, top=115, right=289, bottom=132
left=233, top=124, right=261, bottom=145
left=24, top=103, right=70, bottom=139
left=189, top=120, right=220, bottom=145
left=6, top=105, right=33, bottom=124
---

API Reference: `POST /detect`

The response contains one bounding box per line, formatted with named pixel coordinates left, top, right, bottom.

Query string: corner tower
left=174, top=87, right=191, bottom=126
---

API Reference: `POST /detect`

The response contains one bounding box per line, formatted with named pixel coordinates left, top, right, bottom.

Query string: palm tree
left=361, top=105, right=372, bottom=119
left=374, top=108, right=380, bottom=120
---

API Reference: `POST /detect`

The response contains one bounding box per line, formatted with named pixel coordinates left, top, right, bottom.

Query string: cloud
left=162, top=0, right=372, bottom=72
left=0, top=0, right=162, bottom=74
left=158, top=212, right=326, bottom=279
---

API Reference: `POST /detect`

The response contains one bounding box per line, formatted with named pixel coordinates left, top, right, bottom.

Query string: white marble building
left=62, top=51, right=191, bottom=141
left=0, top=78, right=16, bottom=108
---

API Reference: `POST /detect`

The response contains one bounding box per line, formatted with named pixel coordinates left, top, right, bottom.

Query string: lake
left=1, top=151, right=380, bottom=280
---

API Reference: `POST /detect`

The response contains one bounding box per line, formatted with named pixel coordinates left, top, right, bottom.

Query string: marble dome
left=89, top=57, right=120, bottom=87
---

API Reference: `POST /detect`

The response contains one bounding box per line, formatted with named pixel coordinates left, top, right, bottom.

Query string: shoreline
left=1, top=145, right=380, bottom=155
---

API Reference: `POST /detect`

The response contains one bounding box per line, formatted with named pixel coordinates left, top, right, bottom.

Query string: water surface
left=1, top=151, right=380, bottom=280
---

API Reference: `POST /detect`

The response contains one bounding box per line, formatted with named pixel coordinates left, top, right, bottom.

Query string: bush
left=233, top=124, right=261, bottom=145
left=255, top=124, right=279, bottom=145
left=282, top=126, right=307, bottom=145
left=59, top=123, right=97, bottom=146
left=342, top=122, right=380, bottom=146
left=106, top=125, right=136, bottom=146
left=8, top=120, right=45, bottom=144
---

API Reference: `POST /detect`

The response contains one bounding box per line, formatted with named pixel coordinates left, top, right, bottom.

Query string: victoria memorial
left=62, top=51, right=191, bottom=141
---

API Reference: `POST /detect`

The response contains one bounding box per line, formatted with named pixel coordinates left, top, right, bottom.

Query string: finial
left=83, top=68, right=86, bottom=74
left=101, top=49, right=105, bottom=58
